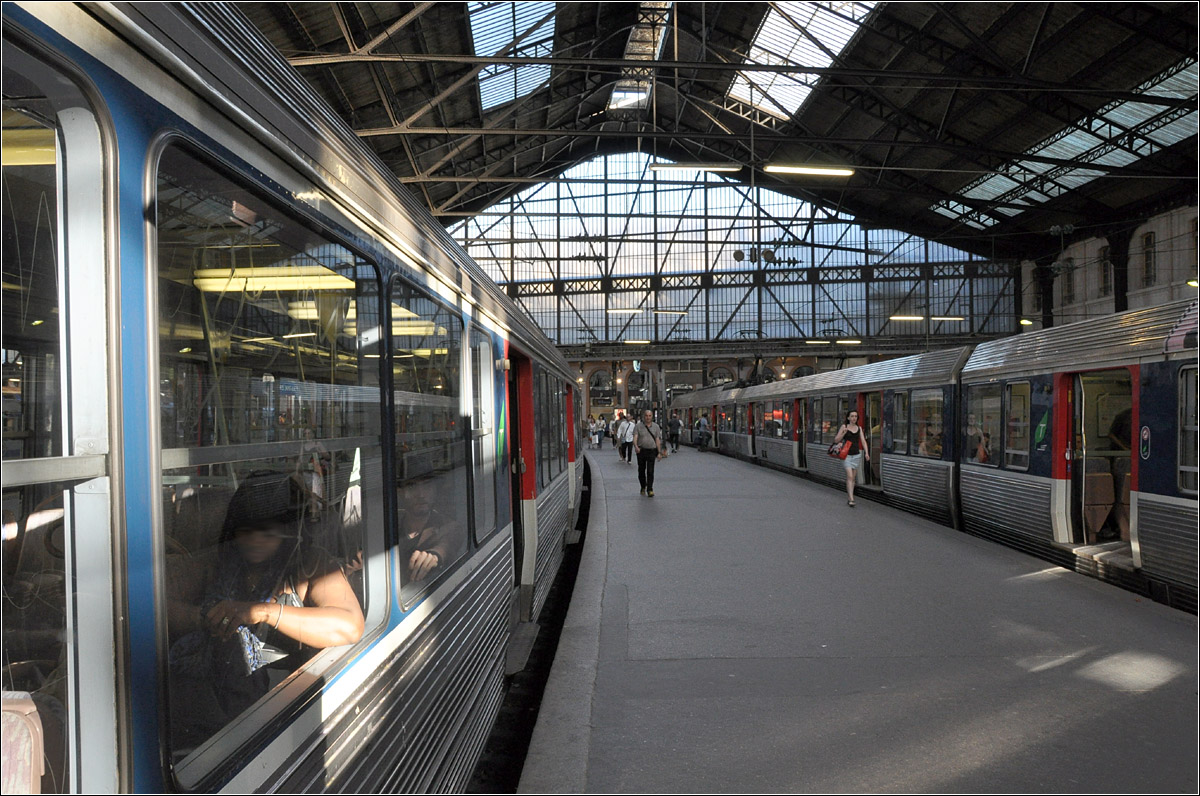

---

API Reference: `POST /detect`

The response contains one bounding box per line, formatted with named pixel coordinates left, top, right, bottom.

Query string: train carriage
left=670, top=383, right=727, bottom=451
left=959, top=299, right=1198, bottom=610
left=2, top=3, right=579, bottom=792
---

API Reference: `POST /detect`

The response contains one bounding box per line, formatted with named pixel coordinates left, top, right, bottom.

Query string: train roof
left=963, top=299, right=1198, bottom=379
left=101, top=3, right=572, bottom=381
left=671, top=383, right=741, bottom=409
left=738, top=346, right=972, bottom=402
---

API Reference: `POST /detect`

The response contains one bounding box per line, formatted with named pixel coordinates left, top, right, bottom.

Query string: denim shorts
left=843, top=452, right=862, bottom=472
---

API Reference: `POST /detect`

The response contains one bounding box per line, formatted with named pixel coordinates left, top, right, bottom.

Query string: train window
left=390, top=279, right=468, bottom=602
left=4, top=42, right=114, bottom=793
left=1180, top=367, right=1198, bottom=495
left=892, top=392, right=910, bottom=454
left=911, top=389, right=944, bottom=458
left=964, top=385, right=1001, bottom=465
left=154, top=145, right=381, bottom=772
left=820, top=397, right=843, bottom=444
left=1005, top=382, right=1032, bottom=470
left=471, top=330, right=498, bottom=541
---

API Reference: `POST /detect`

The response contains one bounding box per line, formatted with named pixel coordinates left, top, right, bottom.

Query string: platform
left=520, top=447, right=1199, bottom=793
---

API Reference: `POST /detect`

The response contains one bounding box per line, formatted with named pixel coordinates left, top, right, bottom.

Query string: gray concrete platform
left=520, top=447, right=1199, bottom=794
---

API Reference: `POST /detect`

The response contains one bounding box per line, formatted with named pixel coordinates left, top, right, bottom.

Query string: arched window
left=589, top=370, right=613, bottom=391
left=792, top=366, right=814, bottom=379
left=710, top=367, right=733, bottom=385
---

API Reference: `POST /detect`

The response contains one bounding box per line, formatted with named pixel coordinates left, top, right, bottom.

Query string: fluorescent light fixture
left=1020, top=318, right=1035, bottom=326
left=179, top=347, right=192, bottom=354
left=624, top=339, right=651, bottom=345
left=242, top=336, right=276, bottom=343
left=836, top=339, right=862, bottom=345
left=653, top=310, right=688, bottom=315
left=649, top=162, right=742, bottom=173
left=1188, top=279, right=1199, bottom=287
left=931, top=316, right=965, bottom=322
left=889, top=315, right=925, bottom=322
left=607, top=308, right=643, bottom=314
left=193, top=266, right=355, bottom=293
left=805, top=340, right=832, bottom=345
left=30, top=319, right=44, bottom=326
left=765, top=164, right=855, bottom=177
left=283, top=331, right=317, bottom=339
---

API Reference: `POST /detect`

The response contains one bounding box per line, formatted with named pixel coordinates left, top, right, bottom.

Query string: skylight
left=728, top=2, right=876, bottom=120
left=931, top=58, right=1198, bottom=228
left=468, top=2, right=557, bottom=111
left=607, top=2, right=673, bottom=113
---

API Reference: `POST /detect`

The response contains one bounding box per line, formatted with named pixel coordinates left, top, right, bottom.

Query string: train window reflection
left=892, top=392, right=909, bottom=454
left=1005, top=382, right=1031, bottom=470
left=912, top=389, right=944, bottom=458
left=155, top=145, right=379, bottom=769
left=391, top=280, right=468, bottom=602
left=471, top=331, right=498, bottom=542
left=964, top=385, right=1001, bottom=465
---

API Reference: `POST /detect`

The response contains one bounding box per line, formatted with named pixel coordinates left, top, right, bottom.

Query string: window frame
left=892, top=391, right=910, bottom=455
left=151, top=138, right=391, bottom=785
left=1180, top=365, right=1198, bottom=495
left=1004, top=381, right=1032, bottom=471
left=910, top=387, right=945, bottom=459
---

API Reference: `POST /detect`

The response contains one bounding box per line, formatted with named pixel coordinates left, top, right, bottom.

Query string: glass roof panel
left=928, top=58, right=1197, bottom=226
left=728, top=1, right=876, bottom=119
left=468, top=1, right=556, bottom=111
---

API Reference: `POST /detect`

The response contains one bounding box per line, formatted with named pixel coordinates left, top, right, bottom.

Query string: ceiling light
left=931, top=316, right=965, bottom=322
left=805, top=340, right=832, bottom=345
left=836, top=339, right=862, bottom=345
left=653, top=310, right=688, bottom=315
left=889, top=315, right=925, bottom=322
left=1020, top=319, right=1035, bottom=326
left=765, top=164, right=855, bottom=177
left=607, top=308, right=643, bottom=314
left=624, top=340, right=651, bottom=345
left=192, top=266, right=355, bottom=293
left=1188, top=279, right=1198, bottom=287
left=283, top=331, right=317, bottom=339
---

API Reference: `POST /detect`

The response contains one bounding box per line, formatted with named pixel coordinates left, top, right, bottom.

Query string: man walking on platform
left=667, top=411, right=683, bottom=453
left=618, top=412, right=635, bottom=464
left=634, top=410, right=665, bottom=496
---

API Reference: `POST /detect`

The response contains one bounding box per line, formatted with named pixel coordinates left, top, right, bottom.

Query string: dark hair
left=220, top=472, right=306, bottom=542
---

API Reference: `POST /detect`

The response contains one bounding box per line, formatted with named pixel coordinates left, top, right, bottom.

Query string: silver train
left=673, top=301, right=1198, bottom=612
left=3, top=4, right=582, bottom=792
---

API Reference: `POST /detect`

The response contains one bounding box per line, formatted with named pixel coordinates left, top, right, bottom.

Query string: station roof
left=238, top=2, right=1197, bottom=260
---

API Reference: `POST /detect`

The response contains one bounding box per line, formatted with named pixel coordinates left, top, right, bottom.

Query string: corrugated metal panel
left=805, top=444, right=850, bottom=485
left=963, top=300, right=1196, bottom=378
left=757, top=437, right=795, bottom=468
left=278, top=540, right=511, bottom=792
left=533, top=475, right=570, bottom=621
left=960, top=467, right=1053, bottom=542
left=1137, top=496, right=1199, bottom=589
left=879, top=455, right=954, bottom=524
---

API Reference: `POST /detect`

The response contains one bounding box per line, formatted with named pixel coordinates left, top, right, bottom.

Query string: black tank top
left=845, top=425, right=863, bottom=455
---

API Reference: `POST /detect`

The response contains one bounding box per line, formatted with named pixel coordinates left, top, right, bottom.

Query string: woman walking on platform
left=834, top=410, right=870, bottom=507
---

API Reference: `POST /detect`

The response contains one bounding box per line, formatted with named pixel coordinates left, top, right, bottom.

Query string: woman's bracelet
left=272, top=603, right=283, bottom=629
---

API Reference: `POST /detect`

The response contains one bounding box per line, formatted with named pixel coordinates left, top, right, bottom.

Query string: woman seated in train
left=397, top=462, right=463, bottom=586
left=167, top=475, right=364, bottom=749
